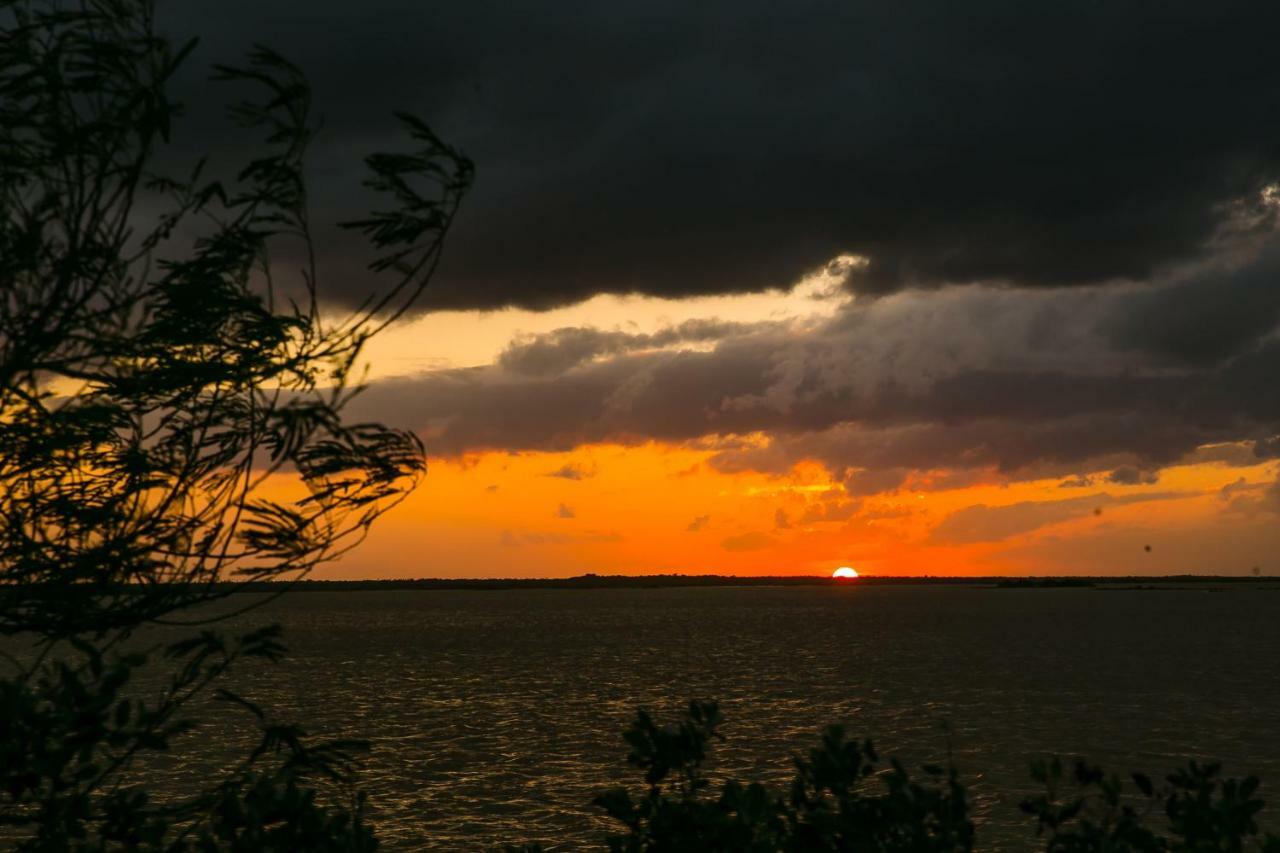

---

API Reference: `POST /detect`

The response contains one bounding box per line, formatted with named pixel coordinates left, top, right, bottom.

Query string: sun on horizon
left=833, top=567, right=859, bottom=579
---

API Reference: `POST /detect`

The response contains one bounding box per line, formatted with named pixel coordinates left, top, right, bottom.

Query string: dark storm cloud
left=164, top=1, right=1280, bottom=310
left=1104, top=245, right=1280, bottom=365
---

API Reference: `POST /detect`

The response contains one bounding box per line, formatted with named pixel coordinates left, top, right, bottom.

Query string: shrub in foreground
left=513, top=701, right=1279, bottom=852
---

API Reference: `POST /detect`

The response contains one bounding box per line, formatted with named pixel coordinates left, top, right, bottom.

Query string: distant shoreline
left=222, top=574, right=1277, bottom=592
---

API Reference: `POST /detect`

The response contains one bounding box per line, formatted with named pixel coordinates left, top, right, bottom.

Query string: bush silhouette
left=586, top=700, right=973, bottom=852
left=511, top=702, right=1279, bottom=852
left=1024, top=756, right=1280, bottom=852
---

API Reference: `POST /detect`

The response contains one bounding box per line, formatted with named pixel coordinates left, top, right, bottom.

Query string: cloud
left=501, top=528, right=621, bottom=547
left=930, top=492, right=1187, bottom=545
left=843, top=468, right=909, bottom=497
left=686, top=514, right=711, bottom=532
left=556, top=502, right=576, bottom=519
left=499, top=320, right=757, bottom=376
left=157, top=2, right=1280, bottom=496
left=706, top=415, right=1256, bottom=494
left=1104, top=246, right=1280, bottom=365
left=721, top=531, right=777, bottom=552
left=351, top=273, right=1280, bottom=487
left=1058, top=476, right=1093, bottom=489
left=798, top=499, right=861, bottom=524
left=166, top=1, right=1280, bottom=310
left=546, top=462, right=595, bottom=480
left=1219, top=477, right=1252, bottom=501
left=1254, top=436, right=1280, bottom=458
left=1220, top=478, right=1280, bottom=517
left=1106, top=466, right=1160, bottom=486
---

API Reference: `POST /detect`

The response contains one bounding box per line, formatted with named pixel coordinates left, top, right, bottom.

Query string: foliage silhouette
left=593, top=700, right=973, bottom=853
left=513, top=702, right=1279, bottom=852
left=1023, top=756, right=1280, bottom=852
left=0, top=0, right=470, bottom=846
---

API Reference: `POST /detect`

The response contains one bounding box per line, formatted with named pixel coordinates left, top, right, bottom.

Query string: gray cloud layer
left=498, top=320, right=758, bottom=376
left=168, top=1, right=1280, bottom=310
left=351, top=247, right=1280, bottom=489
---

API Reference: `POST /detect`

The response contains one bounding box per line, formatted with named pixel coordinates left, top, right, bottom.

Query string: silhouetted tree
left=0, top=0, right=471, bottom=846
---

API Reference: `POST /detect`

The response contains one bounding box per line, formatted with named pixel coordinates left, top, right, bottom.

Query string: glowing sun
left=832, top=567, right=859, bottom=579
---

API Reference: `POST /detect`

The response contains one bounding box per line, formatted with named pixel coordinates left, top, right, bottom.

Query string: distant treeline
left=215, top=574, right=1275, bottom=593
left=3, top=575, right=1271, bottom=598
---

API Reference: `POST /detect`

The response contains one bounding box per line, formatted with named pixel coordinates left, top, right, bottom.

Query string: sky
left=171, top=2, right=1280, bottom=577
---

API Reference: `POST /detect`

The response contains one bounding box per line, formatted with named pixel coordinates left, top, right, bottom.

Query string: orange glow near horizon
left=295, top=255, right=1280, bottom=581
left=246, top=442, right=1280, bottom=580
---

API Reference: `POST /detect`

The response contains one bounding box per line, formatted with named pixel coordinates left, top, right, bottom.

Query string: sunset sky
left=175, top=2, right=1280, bottom=578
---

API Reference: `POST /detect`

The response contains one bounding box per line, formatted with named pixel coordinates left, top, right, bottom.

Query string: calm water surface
left=175, top=586, right=1280, bottom=849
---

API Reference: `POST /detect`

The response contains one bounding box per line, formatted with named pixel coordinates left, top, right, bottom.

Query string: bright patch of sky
left=357, top=255, right=865, bottom=380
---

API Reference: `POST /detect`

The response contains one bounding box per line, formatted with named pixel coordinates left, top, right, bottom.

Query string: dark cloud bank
left=170, top=1, right=1280, bottom=310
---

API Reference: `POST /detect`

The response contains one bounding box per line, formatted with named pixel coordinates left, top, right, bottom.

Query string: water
left=134, top=586, right=1280, bottom=848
